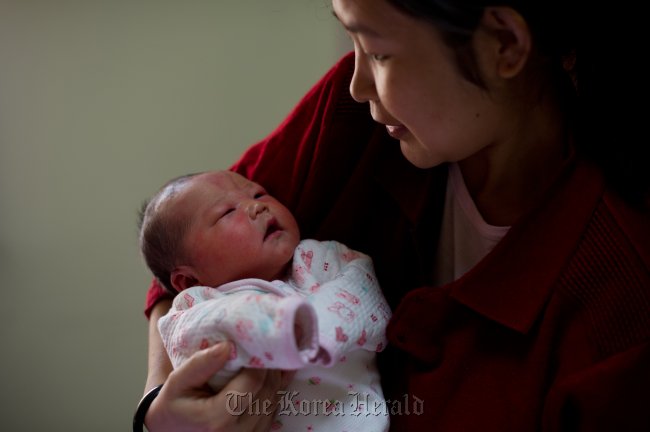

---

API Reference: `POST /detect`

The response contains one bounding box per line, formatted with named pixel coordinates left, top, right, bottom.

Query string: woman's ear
left=477, top=7, right=531, bottom=79
left=171, top=266, right=199, bottom=291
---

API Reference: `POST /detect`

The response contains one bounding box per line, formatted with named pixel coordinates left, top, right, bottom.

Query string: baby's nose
left=247, top=201, right=268, bottom=219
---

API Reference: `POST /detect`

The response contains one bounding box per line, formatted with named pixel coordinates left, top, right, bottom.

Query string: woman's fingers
left=164, top=342, right=231, bottom=396
left=145, top=343, right=232, bottom=432
left=145, top=343, right=292, bottom=432
left=280, top=370, right=296, bottom=388
left=229, top=369, right=287, bottom=432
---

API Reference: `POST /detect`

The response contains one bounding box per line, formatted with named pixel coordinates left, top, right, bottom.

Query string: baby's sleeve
left=158, top=283, right=319, bottom=389
left=290, top=240, right=392, bottom=366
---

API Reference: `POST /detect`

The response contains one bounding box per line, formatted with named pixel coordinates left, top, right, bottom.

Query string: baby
left=138, top=170, right=391, bottom=431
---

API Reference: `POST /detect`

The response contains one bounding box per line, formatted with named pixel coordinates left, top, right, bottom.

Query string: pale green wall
left=0, top=1, right=348, bottom=430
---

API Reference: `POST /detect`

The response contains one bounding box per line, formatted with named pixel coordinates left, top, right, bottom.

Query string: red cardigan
left=145, top=53, right=650, bottom=431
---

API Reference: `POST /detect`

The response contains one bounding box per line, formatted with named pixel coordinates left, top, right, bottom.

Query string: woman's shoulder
left=551, top=157, right=649, bottom=271
left=560, top=183, right=650, bottom=358
left=601, top=189, right=650, bottom=270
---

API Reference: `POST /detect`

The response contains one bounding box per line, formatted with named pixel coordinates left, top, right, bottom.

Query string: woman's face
left=332, top=0, right=502, bottom=168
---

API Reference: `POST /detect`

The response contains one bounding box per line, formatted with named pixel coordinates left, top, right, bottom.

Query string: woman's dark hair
left=387, top=0, right=648, bottom=207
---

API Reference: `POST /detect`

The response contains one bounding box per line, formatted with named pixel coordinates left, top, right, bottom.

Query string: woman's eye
left=370, top=53, right=388, bottom=62
left=254, top=191, right=267, bottom=199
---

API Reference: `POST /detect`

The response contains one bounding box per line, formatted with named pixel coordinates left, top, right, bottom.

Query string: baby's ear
left=171, top=266, right=199, bottom=291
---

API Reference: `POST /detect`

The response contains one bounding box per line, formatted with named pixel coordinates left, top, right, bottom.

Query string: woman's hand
left=145, top=342, right=292, bottom=432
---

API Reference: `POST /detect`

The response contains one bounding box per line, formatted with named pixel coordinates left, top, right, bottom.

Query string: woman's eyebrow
left=331, top=10, right=381, bottom=37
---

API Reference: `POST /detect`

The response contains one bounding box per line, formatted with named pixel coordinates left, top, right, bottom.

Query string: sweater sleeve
left=542, top=341, right=650, bottom=432
left=143, top=51, right=365, bottom=318
left=157, top=283, right=321, bottom=390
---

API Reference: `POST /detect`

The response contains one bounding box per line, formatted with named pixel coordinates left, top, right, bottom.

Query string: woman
left=137, top=0, right=650, bottom=430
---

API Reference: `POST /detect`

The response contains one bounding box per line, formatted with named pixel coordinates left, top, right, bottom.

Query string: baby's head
left=139, top=171, right=300, bottom=293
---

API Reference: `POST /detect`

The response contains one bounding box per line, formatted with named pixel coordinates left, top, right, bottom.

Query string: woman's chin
left=399, top=141, right=443, bottom=169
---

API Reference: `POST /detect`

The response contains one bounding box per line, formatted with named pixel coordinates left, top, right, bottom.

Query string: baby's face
left=171, top=171, right=300, bottom=288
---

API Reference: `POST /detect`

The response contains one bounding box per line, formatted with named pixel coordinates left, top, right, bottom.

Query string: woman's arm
left=144, top=299, right=174, bottom=394
left=543, top=341, right=650, bottom=431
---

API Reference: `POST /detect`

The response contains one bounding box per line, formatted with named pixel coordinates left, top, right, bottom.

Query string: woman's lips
left=385, top=124, right=408, bottom=140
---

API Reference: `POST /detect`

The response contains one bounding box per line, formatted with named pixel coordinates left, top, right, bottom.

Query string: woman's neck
left=458, top=102, right=572, bottom=226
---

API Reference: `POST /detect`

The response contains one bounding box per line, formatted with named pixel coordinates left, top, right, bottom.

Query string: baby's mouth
left=264, top=218, right=281, bottom=240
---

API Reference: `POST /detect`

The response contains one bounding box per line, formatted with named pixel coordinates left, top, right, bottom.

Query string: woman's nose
left=247, top=201, right=268, bottom=219
left=349, top=49, right=377, bottom=103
